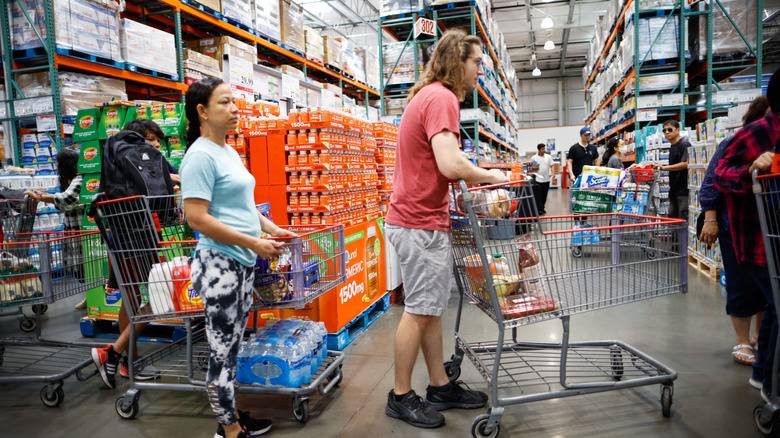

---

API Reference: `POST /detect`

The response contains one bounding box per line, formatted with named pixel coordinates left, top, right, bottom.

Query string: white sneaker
left=750, top=377, right=763, bottom=390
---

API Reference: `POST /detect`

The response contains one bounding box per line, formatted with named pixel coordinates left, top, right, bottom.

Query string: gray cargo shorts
left=386, top=223, right=453, bottom=316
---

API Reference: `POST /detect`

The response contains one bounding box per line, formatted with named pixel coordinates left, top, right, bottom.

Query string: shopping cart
left=0, top=195, right=45, bottom=330
left=750, top=171, right=780, bottom=435
left=569, top=168, right=659, bottom=258
left=92, top=195, right=347, bottom=421
left=448, top=180, right=687, bottom=437
left=0, top=230, right=109, bottom=407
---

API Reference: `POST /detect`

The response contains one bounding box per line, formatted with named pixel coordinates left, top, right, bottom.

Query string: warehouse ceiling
left=297, top=0, right=777, bottom=81
left=297, top=0, right=611, bottom=79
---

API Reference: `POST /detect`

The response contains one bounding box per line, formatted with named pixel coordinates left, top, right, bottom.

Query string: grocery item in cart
left=171, top=264, right=202, bottom=313
left=499, top=295, right=559, bottom=319
left=580, top=166, right=624, bottom=189
left=254, top=250, right=293, bottom=303
left=514, top=234, right=540, bottom=268
left=0, top=273, right=42, bottom=303
left=452, top=188, right=512, bottom=218
left=147, top=256, right=190, bottom=314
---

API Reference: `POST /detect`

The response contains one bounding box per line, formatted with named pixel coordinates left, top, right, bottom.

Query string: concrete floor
left=0, top=189, right=770, bottom=437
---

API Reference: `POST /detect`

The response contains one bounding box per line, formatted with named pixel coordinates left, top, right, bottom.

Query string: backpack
left=89, top=131, right=177, bottom=254
left=92, top=130, right=176, bottom=224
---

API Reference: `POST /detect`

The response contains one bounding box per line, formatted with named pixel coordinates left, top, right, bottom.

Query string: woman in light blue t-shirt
left=180, top=78, right=294, bottom=438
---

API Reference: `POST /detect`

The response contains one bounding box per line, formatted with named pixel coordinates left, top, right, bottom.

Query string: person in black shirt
left=567, top=127, right=599, bottom=185
left=656, top=120, right=690, bottom=220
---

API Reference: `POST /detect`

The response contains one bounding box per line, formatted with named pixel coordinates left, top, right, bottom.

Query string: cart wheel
left=19, top=317, right=36, bottom=332
left=755, top=405, right=780, bottom=437
left=444, top=360, right=461, bottom=381
left=115, top=395, right=140, bottom=420
left=661, top=386, right=672, bottom=418
left=571, top=246, right=583, bottom=258
left=471, top=414, right=500, bottom=438
left=610, top=348, right=624, bottom=381
left=327, top=364, right=342, bottom=387
left=197, top=351, right=209, bottom=370
left=292, top=398, right=309, bottom=423
left=32, top=304, right=48, bottom=314
left=40, top=386, right=64, bottom=408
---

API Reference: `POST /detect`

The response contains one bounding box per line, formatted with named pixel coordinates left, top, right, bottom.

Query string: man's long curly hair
left=407, top=29, right=482, bottom=103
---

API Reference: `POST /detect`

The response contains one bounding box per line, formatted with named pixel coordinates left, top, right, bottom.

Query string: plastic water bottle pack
left=237, top=319, right=328, bottom=388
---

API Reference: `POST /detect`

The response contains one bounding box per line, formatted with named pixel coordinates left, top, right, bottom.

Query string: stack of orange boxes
left=284, top=107, right=380, bottom=226
left=373, top=122, right=397, bottom=215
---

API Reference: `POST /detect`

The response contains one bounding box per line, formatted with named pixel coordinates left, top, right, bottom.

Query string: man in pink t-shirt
left=384, top=29, right=508, bottom=429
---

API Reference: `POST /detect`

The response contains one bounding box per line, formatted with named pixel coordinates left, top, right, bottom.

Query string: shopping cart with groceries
left=750, top=170, right=780, bottom=436
left=0, top=195, right=45, bottom=329
left=92, top=194, right=347, bottom=422
left=569, top=166, right=659, bottom=258
left=0, top=227, right=109, bottom=407
left=447, top=179, right=687, bottom=437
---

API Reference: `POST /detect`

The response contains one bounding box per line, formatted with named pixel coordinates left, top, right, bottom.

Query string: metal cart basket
left=0, top=195, right=45, bottom=330
left=750, top=171, right=780, bottom=436
left=92, top=195, right=347, bottom=421
left=448, top=180, right=687, bottom=437
left=569, top=168, right=659, bottom=258
left=0, top=230, right=108, bottom=406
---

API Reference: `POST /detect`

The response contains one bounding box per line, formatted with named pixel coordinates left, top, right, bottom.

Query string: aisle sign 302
left=414, top=17, right=435, bottom=39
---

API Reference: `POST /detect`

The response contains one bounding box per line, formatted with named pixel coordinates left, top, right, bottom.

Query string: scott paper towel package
left=580, top=166, right=624, bottom=189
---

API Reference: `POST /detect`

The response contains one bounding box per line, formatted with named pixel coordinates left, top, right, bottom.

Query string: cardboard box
left=73, top=108, right=102, bottom=142
left=254, top=185, right=270, bottom=205
left=279, top=219, right=386, bottom=334
left=194, top=0, right=221, bottom=11
left=323, top=36, right=343, bottom=68
left=267, top=133, right=287, bottom=186
left=98, top=106, right=128, bottom=140
left=304, top=27, right=324, bottom=64
left=248, top=135, right=269, bottom=185
left=279, top=0, right=305, bottom=53
left=79, top=173, right=101, bottom=205
left=254, top=0, right=281, bottom=41
left=222, top=0, right=253, bottom=29
left=268, top=184, right=288, bottom=225
left=77, top=140, right=102, bottom=173
left=120, top=18, right=177, bottom=77
left=187, top=36, right=255, bottom=70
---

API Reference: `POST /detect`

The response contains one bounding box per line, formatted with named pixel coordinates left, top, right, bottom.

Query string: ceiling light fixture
left=532, top=68, right=542, bottom=77
left=544, top=40, right=555, bottom=50
left=541, top=16, right=554, bottom=29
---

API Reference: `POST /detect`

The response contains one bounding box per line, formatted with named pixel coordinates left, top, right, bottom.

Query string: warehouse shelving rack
left=0, top=0, right=380, bottom=159
left=584, top=0, right=762, bottom=164
left=378, top=2, right=518, bottom=167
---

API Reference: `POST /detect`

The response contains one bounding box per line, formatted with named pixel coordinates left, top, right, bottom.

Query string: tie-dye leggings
left=191, top=248, right=254, bottom=426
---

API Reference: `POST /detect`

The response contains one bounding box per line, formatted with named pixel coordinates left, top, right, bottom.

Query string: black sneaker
left=385, top=389, right=445, bottom=428
left=237, top=410, right=272, bottom=436
left=425, top=381, right=488, bottom=411
left=91, top=345, right=120, bottom=389
left=214, top=424, right=251, bottom=438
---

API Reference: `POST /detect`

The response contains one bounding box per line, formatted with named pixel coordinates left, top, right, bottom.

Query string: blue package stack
left=236, top=319, right=328, bottom=388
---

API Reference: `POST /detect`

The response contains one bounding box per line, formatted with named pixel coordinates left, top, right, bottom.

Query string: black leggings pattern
left=192, top=248, right=254, bottom=426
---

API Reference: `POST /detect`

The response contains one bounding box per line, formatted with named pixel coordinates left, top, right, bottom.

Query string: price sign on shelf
left=36, top=115, right=56, bottom=132
left=637, top=109, right=657, bottom=122
left=414, top=17, right=435, bottom=39
left=229, top=57, right=254, bottom=100
left=281, top=74, right=301, bottom=104
left=661, top=93, right=684, bottom=107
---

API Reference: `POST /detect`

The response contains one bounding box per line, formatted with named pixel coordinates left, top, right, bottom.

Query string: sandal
left=733, top=344, right=756, bottom=366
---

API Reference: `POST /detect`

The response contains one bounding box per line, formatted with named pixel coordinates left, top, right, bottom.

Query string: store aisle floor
left=0, top=189, right=767, bottom=437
